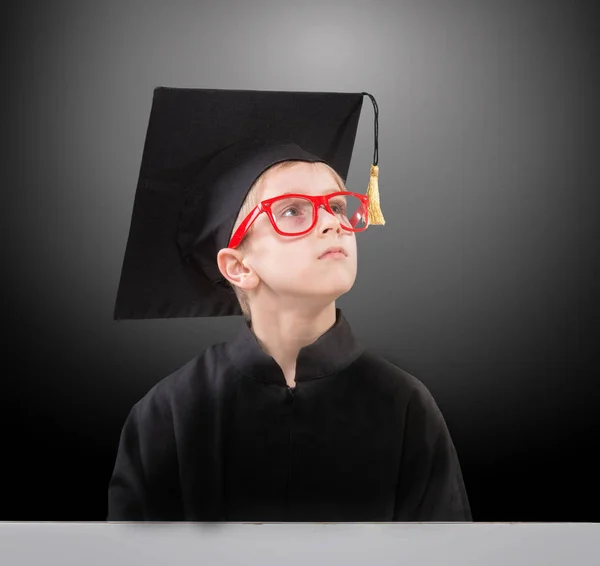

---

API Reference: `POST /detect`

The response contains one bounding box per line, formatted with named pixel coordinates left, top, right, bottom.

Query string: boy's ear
left=216, top=248, right=259, bottom=290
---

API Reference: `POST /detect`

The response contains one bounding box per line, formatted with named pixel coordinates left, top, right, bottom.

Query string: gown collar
left=225, top=307, right=364, bottom=385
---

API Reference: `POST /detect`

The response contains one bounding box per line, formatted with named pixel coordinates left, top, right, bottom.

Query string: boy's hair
left=227, top=160, right=348, bottom=323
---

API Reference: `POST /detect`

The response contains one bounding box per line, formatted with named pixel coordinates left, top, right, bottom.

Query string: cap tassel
left=366, top=164, right=385, bottom=225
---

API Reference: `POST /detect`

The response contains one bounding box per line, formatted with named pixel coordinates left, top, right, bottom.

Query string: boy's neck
left=249, top=302, right=337, bottom=388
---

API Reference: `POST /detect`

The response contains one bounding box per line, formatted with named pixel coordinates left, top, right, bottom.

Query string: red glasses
left=228, top=191, right=370, bottom=249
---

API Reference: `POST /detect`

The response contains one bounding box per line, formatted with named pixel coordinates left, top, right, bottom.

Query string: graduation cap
left=114, top=88, right=383, bottom=320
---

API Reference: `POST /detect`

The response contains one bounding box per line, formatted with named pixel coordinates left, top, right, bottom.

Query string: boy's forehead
left=259, top=162, right=341, bottom=200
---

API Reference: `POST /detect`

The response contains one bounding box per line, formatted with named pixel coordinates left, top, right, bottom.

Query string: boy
left=108, top=88, right=472, bottom=522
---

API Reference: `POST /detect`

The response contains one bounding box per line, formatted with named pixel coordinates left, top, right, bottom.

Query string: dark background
left=2, top=0, right=597, bottom=521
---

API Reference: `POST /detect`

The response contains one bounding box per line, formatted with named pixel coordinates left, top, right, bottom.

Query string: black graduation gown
left=107, top=308, right=472, bottom=521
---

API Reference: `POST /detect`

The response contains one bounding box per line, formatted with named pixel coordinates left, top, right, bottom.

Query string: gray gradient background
left=2, top=0, right=598, bottom=522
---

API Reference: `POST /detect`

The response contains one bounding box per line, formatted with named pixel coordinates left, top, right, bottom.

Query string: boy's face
left=239, top=161, right=358, bottom=307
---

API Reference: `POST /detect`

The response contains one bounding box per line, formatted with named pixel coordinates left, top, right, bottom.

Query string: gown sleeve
left=107, top=392, right=182, bottom=521
left=393, top=381, right=473, bottom=521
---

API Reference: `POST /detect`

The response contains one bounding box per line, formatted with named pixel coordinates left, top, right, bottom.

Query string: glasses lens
left=271, top=197, right=315, bottom=234
left=327, top=194, right=368, bottom=230
left=271, top=194, right=368, bottom=235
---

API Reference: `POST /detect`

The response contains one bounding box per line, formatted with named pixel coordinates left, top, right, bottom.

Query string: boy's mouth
left=319, top=246, right=347, bottom=259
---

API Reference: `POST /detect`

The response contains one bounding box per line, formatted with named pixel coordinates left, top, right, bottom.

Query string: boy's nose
left=316, top=204, right=343, bottom=230
left=316, top=203, right=334, bottom=218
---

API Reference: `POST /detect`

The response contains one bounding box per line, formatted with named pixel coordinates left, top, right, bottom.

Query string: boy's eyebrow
left=279, top=188, right=342, bottom=196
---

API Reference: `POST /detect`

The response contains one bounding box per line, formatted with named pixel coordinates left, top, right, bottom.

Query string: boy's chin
left=297, top=284, right=354, bottom=301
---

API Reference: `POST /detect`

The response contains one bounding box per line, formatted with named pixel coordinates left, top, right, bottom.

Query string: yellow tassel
left=366, top=164, right=385, bottom=225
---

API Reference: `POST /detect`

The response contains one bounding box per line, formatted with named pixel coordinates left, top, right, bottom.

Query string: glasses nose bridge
left=314, top=193, right=334, bottom=212
left=314, top=197, right=333, bottom=217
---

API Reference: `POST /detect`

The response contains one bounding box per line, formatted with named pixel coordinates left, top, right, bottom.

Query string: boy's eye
left=329, top=198, right=347, bottom=215
left=273, top=198, right=312, bottom=218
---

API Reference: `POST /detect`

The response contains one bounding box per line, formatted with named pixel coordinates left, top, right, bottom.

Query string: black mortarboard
left=114, top=88, right=383, bottom=320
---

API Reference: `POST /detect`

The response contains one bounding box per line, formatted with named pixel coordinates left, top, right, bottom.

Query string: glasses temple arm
left=228, top=205, right=263, bottom=248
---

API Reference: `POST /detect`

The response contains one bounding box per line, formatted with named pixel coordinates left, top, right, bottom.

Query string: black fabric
left=107, top=309, right=472, bottom=522
left=114, top=88, right=367, bottom=320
